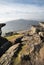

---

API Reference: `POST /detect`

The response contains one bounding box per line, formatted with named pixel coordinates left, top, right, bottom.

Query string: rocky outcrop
left=39, top=22, right=44, bottom=28
left=18, top=22, right=44, bottom=65
left=0, top=22, right=44, bottom=65
left=0, top=43, right=20, bottom=65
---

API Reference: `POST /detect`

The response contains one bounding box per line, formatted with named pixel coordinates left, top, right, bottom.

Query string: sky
left=0, top=0, right=44, bottom=23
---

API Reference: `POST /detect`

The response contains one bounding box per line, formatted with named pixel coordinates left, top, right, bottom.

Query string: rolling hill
left=2, top=19, right=40, bottom=33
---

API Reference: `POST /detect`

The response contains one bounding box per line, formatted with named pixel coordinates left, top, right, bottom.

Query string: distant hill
left=2, top=19, right=41, bottom=33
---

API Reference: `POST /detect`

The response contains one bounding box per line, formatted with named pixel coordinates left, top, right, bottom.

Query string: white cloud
left=0, top=3, right=44, bottom=23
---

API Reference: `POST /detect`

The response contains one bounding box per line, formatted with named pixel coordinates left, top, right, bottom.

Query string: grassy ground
left=5, top=34, right=23, bottom=42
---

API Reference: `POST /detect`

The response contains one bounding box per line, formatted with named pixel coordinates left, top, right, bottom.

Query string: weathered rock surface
left=0, top=43, right=20, bottom=65
left=0, top=22, right=44, bottom=65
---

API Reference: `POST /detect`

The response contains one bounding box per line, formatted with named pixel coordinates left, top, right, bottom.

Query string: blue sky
left=0, top=0, right=44, bottom=5
left=0, top=0, right=44, bottom=23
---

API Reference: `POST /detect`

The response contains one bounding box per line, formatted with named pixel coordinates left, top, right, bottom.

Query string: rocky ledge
left=0, top=22, right=44, bottom=65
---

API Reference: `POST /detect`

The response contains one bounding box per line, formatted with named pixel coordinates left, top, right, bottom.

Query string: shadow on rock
left=0, top=36, right=12, bottom=57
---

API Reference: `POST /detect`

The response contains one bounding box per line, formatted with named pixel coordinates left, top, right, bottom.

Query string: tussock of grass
left=13, top=55, right=21, bottom=65
left=19, top=44, right=30, bottom=56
